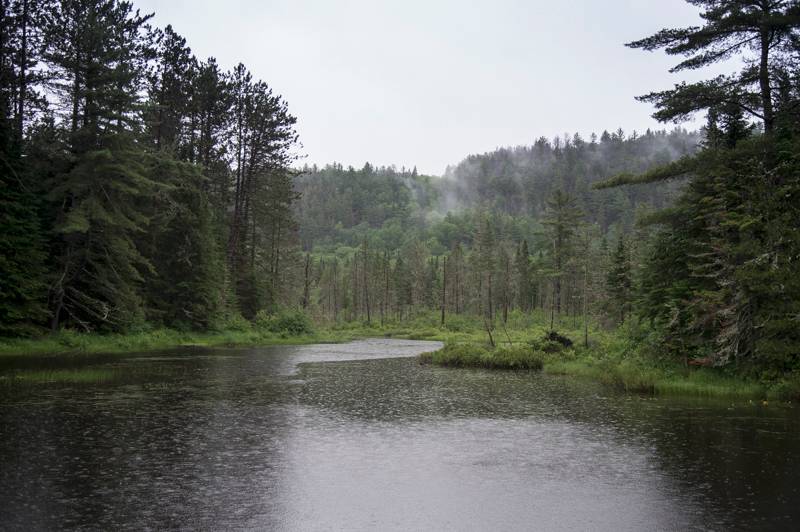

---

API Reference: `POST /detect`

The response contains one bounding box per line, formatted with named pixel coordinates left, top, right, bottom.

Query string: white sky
left=135, top=0, right=730, bottom=175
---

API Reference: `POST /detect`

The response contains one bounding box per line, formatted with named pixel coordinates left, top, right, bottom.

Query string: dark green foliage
left=635, top=138, right=800, bottom=371
left=255, top=308, right=313, bottom=335
left=0, top=0, right=300, bottom=335
left=514, top=240, right=534, bottom=311
left=0, top=0, right=51, bottom=335
left=542, top=189, right=584, bottom=326
left=606, top=236, right=632, bottom=323
left=295, top=162, right=437, bottom=249
left=593, top=155, right=699, bottom=189
left=618, top=1, right=800, bottom=374
left=48, top=140, right=153, bottom=331
left=139, top=154, right=223, bottom=330
left=543, top=331, right=573, bottom=349
left=0, top=151, right=48, bottom=335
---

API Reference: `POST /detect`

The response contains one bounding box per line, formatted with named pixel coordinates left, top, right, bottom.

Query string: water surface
left=2, top=339, right=798, bottom=530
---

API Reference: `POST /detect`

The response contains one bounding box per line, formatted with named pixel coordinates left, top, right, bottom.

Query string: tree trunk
left=302, top=253, right=311, bottom=310
left=759, top=23, right=774, bottom=133
left=583, top=231, right=589, bottom=348
left=15, top=0, right=28, bottom=143
left=441, top=256, right=447, bottom=326
left=362, top=242, right=371, bottom=325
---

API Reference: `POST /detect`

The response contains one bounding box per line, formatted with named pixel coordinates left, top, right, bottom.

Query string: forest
left=2, top=0, right=800, bottom=391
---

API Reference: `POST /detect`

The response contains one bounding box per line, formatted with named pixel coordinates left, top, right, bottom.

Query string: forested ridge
left=2, top=0, right=800, bottom=384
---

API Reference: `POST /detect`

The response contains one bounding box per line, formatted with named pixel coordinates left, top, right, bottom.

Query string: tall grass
left=0, top=327, right=366, bottom=357
left=420, top=343, right=545, bottom=370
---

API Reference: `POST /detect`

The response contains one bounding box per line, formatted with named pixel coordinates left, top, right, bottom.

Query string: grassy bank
left=422, top=338, right=798, bottom=401
left=401, top=311, right=800, bottom=402
left=0, top=327, right=363, bottom=358
left=0, top=309, right=560, bottom=357
left=3, top=309, right=799, bottom=402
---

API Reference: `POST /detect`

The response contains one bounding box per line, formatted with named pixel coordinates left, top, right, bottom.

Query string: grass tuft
left=420, top=342, right=544, bottom=370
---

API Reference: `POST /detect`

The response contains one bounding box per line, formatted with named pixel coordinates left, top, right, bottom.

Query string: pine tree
left=474, top=215, right=496, bottom=320
left=43, top=0, right=156, bottom=331
left=146, top=24, right=195, bottom=152
left=542, top=189, right=583, bottom=329
left=226, top=63, right=299, bottom=315
left=606, top=235, right=632, bottom=324
left=138, top=153, right=223, bottom=329
left=627, top=0, right=800, bottom=133
left=0, top=0, right=49, bottom=334
left=514, top=239, right=533, bottom=312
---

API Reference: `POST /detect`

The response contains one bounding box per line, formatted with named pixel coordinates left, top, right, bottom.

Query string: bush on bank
left=420, top=342, right=545, bottom=370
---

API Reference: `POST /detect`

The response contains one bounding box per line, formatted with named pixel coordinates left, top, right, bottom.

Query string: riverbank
left=397, top=312, right=800, bottom=402
left=0, top=328, right=358, bottom=358
left=3, top=310, right=799, bottom=402
left=420, top=335, right=800, bottom=402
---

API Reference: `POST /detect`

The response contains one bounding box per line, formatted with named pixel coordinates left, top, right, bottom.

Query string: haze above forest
left=135, top=0, right=728, bottom=174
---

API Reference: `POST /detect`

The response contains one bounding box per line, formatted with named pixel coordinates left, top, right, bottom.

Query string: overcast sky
left=135, top=0, right=728, bottom=175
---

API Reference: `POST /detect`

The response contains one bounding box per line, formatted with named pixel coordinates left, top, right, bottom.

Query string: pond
left=1, top=339, right=798, bottom=530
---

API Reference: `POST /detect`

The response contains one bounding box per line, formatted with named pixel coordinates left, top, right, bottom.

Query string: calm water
left=1, top=338, right=799, bottom=531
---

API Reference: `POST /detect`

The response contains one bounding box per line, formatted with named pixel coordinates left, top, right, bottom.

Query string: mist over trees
left=440, top=128, right=700, bottom=227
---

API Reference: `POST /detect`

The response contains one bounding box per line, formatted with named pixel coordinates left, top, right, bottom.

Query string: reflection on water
left=1, top=339, right=798, bottom=530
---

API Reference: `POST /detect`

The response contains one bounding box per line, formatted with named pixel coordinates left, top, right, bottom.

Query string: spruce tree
left=606, top=236, right=632, bottom=324
left=627, top=0, right=800, bottom=133
left=542, top=189, right=583, bottom=329
left=43, top=0, right=156, bottom=331
left=514, top=239, right=533, bottom=312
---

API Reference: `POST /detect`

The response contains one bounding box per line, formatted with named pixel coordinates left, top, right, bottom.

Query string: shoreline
left=3, top=323, right=798, bottom=403
left=420, top=341, right=799, bottom=403
left=0, top=328, right=362, bottom=358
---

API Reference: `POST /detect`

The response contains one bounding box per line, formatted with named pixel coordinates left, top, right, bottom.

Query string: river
left=1, top=339, right=798, bottom=530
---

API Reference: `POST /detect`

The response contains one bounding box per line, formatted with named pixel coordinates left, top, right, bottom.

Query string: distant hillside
left=295, top=128, right=701, bottom=249
left=294, top=163, right=440, bottom=249
left=440, top=128, right=700, bottom=227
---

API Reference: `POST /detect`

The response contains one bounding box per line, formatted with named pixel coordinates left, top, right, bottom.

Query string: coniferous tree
left=600, top=0, right=800, bottom=371
left=606, top=236, right=632, bottom=324
left=627, top=0, right=800, bottom=133
left=542, top=189, right=583, bottom=329
left=514, top=239, right=533, bottom=312
left=43, top=0, right=156, bottom=331
left=0, top=0, right=49, bottom=334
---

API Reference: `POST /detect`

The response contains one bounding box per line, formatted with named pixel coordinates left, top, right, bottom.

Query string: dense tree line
left=296, top=129, right=701, bottom=246
left=296, top=203, right=617, bottom=348
left=292, top=129, right=696, bottom=335
left=0, top=0, right=300, bottom=334
left=294, top=162, right=438, bottom=249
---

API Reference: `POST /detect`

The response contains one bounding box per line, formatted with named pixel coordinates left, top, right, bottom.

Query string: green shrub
left=421, top=342, right=544, bottom=370
left=211, top=313, right=252, bottom=333
left=255, top=308, right=313, bottom=336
